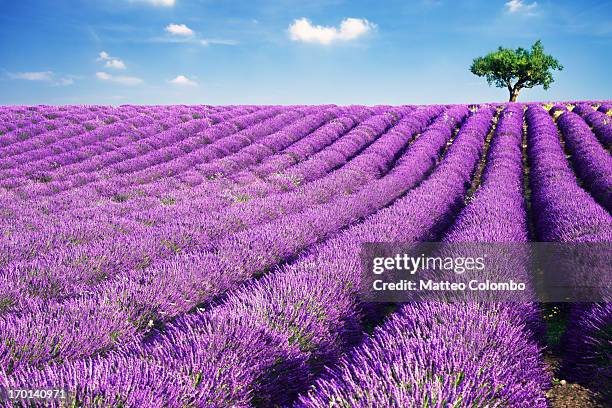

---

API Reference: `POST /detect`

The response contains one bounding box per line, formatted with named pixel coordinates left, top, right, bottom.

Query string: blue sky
left=0, top=0, right=610, bottom=105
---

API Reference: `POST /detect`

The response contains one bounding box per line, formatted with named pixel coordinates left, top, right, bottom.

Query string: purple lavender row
left=248, top=108, right=376, bottom=178
left=0, top=107, right=73, bottom=132
left=0, top=110, right=122, bottom=157
left=125, top=106, right=338, bottom=185
left=443, top=104, right=542, bottom=322
left=49, top=106, right=255, bottom=178
left=4, top=116, right=205, bottom=200
left=0, top=180, right=188, bottom=264
left=0, top=355, right=191, bottom=407
left=0, top=104, right=113, bottom=118
left=23, top=107, right=306, bottom=200
left=229, top=107, right=413, bottom=200
left=96, top=106, right=285, bottom=179
left=29, top=107, right=387, bottom=229
left=527, top=105, right=612, bottom=242
left=281, top=112, right=408, bottom=184
left=0, top=107, right=426, bottom=319
left=0, top=106, right=121, bottom=147
left=0, top=113, right=164, bottom=186
left=1, top=118, right=234, bottom=256
left=0, top=105, right=209, bottom=140
left=120, top=106, right=396, bottom=192
left=0, top=189, right=95, bottom=264
left=20, top=106, right=285, bottom=216
left=299, top=304, right=548, bottom=408
left=3, top=107, right=392, bottom=220
left=189, top=109, right=342, bottom=178
left=0, top=106, right=454, bottom=373
left=108, top=107, right=436, bottom=279
left=1, top=113, right=177, bottom=185
left=555, top=109, right=612, bottom=211
left=145, top=109, right=429, bottom=238
left=598, top=103, right=612, bottom=114
left=299, top=104, right=549, bottom=407
left=90, top=108, right=375, bottom=226
left=561, top=302, right=611, bottom=398
left=143, top=106, right=408, bottom=199
left=112, top=106, right=299, bottom=184
left=565, top=100, right=610, bottom=105
left=0, top=111, right=127, bottom=163
left=0, top=105, right=230, bottom=182
left=525, top=105, right=612, bottom=395
left=197, top=106, right=376, bottom=186
left=68, top=108, right=418, bottom=268
left=0, top=105, right=49, bottom=122
left=14, top=107, right=265, bottom=198
left=207, top=110, right=457, bottom=273
left=0, top=105, right=219, bottom=158
left=572, top=103, right=612, bottom=149
left=5, top=108, right=241, bottom=194
left=114, top=107, right=394, bottom=223
left=41, top=105, right=483, bottom=407
left=177, top=107, right=410, bottom=204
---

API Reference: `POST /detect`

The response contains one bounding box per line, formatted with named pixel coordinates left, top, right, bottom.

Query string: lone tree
left=470, top=40, right=563, bottom=102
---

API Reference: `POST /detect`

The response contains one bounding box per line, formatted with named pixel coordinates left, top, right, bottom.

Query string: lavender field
left=0, top=102, right=610, bottom=407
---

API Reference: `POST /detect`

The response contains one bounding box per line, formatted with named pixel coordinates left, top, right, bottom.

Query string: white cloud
left=97, top=51, right=127, bottom=70
left=8, top=71, right=75, bottom=86
left=165, top=23, right=195, bottom=36
left=53, top=75, right=78, bottom=86
left=288, top=17, right=376, bottom=45
left=200, top=39, right=239, bottom=46
left=105, top=59, right=126, bottom=69
left=505, top=0, right=538, bottom=14
left=153, top=24, right=237, bottom=46
left=129, top=0, right=175, bottom=6
left=96, top=72, right=111, bottom=81
left=168, top=75, right=197, bottom=86
left=9, top=71, right=54, bottom=81
left=96, top=71, right=143, bottom=85
left=150, top=36, right=237, bottom=46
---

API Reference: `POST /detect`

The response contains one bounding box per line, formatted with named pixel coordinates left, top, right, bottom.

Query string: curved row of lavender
left=525, top=105, right=612, bottom=399
left=598, top=103, right=612, bottom=114
left=554, top=108, right=612, bottom=212
left=572, top=103, right=612, bottom=149
left=0, top=101, right=610, bottom=407
left=299, top=104, right=549, bottom=407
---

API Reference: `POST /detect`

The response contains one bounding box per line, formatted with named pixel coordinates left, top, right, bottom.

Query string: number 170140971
left=1, top=387, right=68, bottom=401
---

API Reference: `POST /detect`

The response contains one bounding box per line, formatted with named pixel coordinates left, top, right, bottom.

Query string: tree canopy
left=470, top=40, right=563, bottom=102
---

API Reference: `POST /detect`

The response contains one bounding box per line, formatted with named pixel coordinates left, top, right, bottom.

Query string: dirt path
left=544, top=352, right=604, bottom=407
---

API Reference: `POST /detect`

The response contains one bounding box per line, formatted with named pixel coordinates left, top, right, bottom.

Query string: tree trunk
left=509, top=87, right=521, bottom=102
